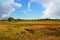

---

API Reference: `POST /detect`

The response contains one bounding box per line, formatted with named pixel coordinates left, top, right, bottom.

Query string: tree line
left=7, top=17, right=60, bottom=22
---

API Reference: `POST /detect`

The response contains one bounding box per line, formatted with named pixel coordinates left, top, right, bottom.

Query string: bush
left=8, top=17, right=14, bottom=21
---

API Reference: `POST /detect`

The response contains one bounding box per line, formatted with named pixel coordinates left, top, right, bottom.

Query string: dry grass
left=0, top=20, right=60, bottom=40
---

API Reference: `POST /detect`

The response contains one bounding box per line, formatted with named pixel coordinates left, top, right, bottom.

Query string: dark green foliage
left=8, top=17, right=14, bottom=21
left=16, top=19, right=25, bottom=21
left=0, top=16, right=60, bottom=21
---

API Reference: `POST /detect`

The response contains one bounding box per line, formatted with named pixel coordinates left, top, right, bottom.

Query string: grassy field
left=0, top=20, right=60, bottom=40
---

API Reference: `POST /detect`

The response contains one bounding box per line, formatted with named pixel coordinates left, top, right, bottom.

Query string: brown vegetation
left=0, top=20, right=60, bottom=40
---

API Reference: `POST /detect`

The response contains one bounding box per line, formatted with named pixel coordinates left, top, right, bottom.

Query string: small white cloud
left=28, top=2, right=30, bottom=9
left=12, top=3, right=22, bottom=8
left=22, top=10, right=26, bottom=13
left=27, top=2, right=32, bottom=12
left=27, top=8, right=32, bottom=12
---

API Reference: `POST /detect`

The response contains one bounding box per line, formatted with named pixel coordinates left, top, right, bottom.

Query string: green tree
left=8, top=17, right=14, bottom=21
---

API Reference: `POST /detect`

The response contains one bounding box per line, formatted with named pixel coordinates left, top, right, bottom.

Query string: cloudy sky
left=0, top=0, right=60, bottom=19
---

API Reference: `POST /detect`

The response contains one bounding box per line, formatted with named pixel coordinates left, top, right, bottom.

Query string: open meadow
left=0, top=20, right=60, bottom=40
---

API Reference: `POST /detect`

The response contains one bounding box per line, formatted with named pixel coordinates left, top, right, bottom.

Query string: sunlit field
left=0, top=20, right=60, bottom=40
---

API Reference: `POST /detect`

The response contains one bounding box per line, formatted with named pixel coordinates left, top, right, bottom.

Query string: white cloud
left=22, top=10, right=26, bottom=13
left=28, top=2, right=31, bottom=9
left=27, top=2, right=32, bottom=12
left=0, top=0, right=22, bottom=19
left=22, top=2, right=31, bottom=13
left=30, top=0, right=60, bottom=19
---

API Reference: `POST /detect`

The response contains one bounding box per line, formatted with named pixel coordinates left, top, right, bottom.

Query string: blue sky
left=11, top=0, right=45, bottom=19
left=0, top=0, right=60, bottom=19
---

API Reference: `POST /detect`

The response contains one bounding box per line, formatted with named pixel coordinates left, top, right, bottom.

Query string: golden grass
left=0, top=21, right=60, bottom=40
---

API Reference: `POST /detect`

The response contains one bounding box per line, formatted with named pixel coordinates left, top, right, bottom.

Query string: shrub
left=8, top=17, right=14, bottom=21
